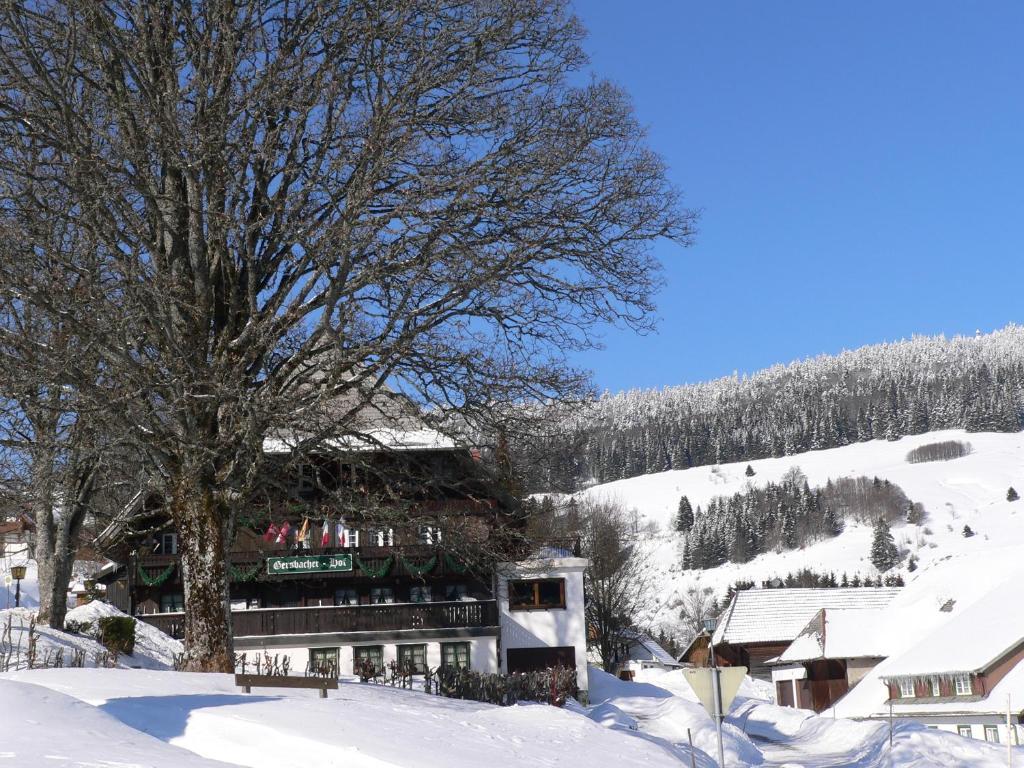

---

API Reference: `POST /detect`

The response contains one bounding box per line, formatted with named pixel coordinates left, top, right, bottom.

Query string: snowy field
left=2, top=664, right=1017, bottom=767
left=572, top=429, right=1024, bottom=629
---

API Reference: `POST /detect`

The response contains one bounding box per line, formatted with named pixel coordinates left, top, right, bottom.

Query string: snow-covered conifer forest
left=519, top=325, right=1024, bottom=491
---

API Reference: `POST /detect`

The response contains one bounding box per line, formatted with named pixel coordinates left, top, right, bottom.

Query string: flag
left=335, top=520, right=346, bottom=547
left=263, top=523, right=279, bottom=543
left=277, top=521, right=291, bottom=544
left=297, top=519, right=310, bottom=549
left=321, top=519, right=330, bottom=547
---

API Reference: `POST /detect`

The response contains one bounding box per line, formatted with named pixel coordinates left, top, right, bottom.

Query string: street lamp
left=703, top=615, right=726, bottom=768
left=10, top=564, right=27, bottom=608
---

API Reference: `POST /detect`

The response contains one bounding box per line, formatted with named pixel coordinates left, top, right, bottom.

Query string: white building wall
left=236, top=636, right=497, bottom=677
left=496, top=557, right=589, bottom=695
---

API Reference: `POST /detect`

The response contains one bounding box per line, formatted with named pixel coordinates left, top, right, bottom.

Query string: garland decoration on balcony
left=228, top=562, right=263, bottom=582
left=137, top=562, right=175, bottom=587
left=355, top=555, right=393, bottom=579
left=400, top=554, right=437, bottom=576
left=444, top=553, right=469, bottom=574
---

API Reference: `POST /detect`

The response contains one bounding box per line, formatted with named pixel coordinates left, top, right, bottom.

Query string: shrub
left=97, top=616, right=136, bottom=656
left=1008, top=487, right=1019, bottom=502
left=905, top=440, right=972, bottom=464
left=64, top=619, right=92, bottom=636
left=962, top=525, right=975, bottom=538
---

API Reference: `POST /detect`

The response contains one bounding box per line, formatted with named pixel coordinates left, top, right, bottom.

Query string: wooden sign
left=266, top=554, right=353, bottom=575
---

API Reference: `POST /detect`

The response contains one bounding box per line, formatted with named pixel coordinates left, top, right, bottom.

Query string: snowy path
left=753, top=734, right=879, bottom=768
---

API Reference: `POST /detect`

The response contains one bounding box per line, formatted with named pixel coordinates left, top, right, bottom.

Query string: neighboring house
left=706, top=587, right=902, bottom=680
left=0, top=513, right=34, bottom=557
left=770, top=607, right=888, bottom=712
left=834, top=576, right=1024, bottom=745
left=95, top=396, right=591, bottom=699
left=615, top=631, right=683, bottom=676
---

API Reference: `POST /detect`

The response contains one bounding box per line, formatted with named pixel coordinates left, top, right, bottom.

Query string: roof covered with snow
left=713, top=587, right=902, bottom=646
left=777, top=607, right=890, bottom=663
left=878, top=573, right=1024, bottom=678
left=627, top=633, right=682, bottom=666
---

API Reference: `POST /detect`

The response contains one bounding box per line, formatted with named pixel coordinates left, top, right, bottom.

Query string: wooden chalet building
left=96, top=415, right=591, bottom=697
left=694, top=587, right=901, bottom=681
left=769, top=607, right=889, bottom=712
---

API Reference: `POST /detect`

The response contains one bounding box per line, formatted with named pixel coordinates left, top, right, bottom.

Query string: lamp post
left=10, top=564, right=27, bottom=608
left=703, top=616, right=726, bottom=768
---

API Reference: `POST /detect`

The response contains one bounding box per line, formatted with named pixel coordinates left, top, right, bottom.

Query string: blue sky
left=570, top=2, right=1024, bottom=393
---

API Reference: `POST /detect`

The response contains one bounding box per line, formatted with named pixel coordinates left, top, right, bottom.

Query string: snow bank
left=0, top=677, right=231, bottom=767
left=0, top=601, right=182, bottom=671
left=4, top=667, right=687, bottom=768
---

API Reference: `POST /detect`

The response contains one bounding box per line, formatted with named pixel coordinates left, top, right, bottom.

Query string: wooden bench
left=234, top=673, right=339, bottom=699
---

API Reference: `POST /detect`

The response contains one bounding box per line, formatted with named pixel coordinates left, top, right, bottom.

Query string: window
left=409, top=585, right=432, bottom=603
left=418, top=525, right=442, bottom=545
left=954, top=674, right=973, bottom=696
left=508, top=579, right=566, bottom=610
left=930, top=677, right=940, bottom=697
left=309, top=647, right=338, bottom=677
left=160, top=594, right=184, bottom=613
left=334, top=588, right=358, bottom=606
left=353, top=645, right=383, bottom=676
left=397, top=644, right=427, bottom=674
left=156, top=533, right=178, bottom=555
left=296, top=463, right=316, bottom=493
left=898, top=679, right=915, bottom=698
left=442, top=642, right=471, bottom=670
left=958, top=725, right=973, bottom=738
left=985, top=726, right=1000, bottom=743
left=370, top=587, right=394, bottom=604
left=371, top=528, right=394, bottom=547
left=340, top=528, right=359, bottom=548
left=444, top=583, right=467, bottom=601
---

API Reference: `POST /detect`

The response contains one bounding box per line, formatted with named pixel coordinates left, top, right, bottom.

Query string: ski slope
left=573, top=429, right=1024, bottom=630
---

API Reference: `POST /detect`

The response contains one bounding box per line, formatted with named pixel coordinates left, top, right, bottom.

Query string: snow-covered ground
left=573, top=429, right=1024, bottom=629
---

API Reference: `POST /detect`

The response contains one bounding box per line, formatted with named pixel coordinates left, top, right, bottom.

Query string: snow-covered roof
left=627, top=633, right=682, bottom=666
left=713, top=587, right=902, bottom=646
left=879, top=575, right=1024, bottom=678
left=262, top=427, right=457, bottom=454
left=777, top=608, right=889, bottom=663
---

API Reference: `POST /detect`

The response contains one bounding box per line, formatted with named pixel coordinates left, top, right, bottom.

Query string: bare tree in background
left=677, top=584, right=718, bottom=645
left=0, top=0, right=692, bottom=670
left=576, top=498, right=657, bottom=672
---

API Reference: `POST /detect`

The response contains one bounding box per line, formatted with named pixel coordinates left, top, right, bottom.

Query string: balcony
left=139, top=599, right=499, bottom=640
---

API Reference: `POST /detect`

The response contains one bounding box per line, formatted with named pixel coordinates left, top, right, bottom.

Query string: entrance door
left=507, top=646, right=576, bottom=674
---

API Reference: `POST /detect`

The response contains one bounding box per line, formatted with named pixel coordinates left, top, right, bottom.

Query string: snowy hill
left=572, top=429, right=1024, bottom=632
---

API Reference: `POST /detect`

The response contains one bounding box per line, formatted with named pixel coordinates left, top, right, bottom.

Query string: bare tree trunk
left=172, top=474, right=234, bottom=672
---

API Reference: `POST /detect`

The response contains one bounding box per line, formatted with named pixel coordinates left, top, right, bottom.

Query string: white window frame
left=158, top=532, right=178, bottom=555
left=958, top=725, right=973, bottom=739
left=418, top=525, right=442, bottom=545
left=341, top=528, right=359, bottom=548
left=372, top=528, right=394, bottom=547
left=409, top=584, right=432, bottom=603
left=899, top=679, right=915, bottom=698
left=954, top=673, right=972, bottom=696
left=930, top=677, right=940, bottom=697
left=985, top=726, right=1000, bottom=743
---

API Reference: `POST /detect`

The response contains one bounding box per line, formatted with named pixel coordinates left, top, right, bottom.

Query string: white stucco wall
left=236, top=635, right=497, bottom=677
left=496, top=557, right=589, bottom=694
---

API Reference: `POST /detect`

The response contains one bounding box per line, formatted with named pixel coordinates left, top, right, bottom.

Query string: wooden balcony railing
left=139, top=599, right=499, bottom=640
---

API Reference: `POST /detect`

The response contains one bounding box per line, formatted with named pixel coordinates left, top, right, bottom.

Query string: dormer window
left=156, top=533, right=178, bottom=555
left=371, top=528, right=394, bottom=547
left=899, top=679, right=915, bottom=698
left=418, top=525, right=442, bottom=545
left=930, top=677, right=940, bottom=697
left=954, top=674, right=972, bottom=696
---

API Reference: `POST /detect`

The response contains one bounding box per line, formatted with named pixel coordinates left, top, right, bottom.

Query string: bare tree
left=676, top=583, right=718, bottom=646
left=575, top=498, right=656, bottom=672
left=0, top=0, right=692, bottom=670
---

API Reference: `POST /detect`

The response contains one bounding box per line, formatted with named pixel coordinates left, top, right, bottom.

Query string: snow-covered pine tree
left=675, top=495, right=694, bottom=532
left=745, top=464, right=755, bottom=477
left=1008, top=487, right=1019, bottom=502
left=869, top=517, right=900, bottom=572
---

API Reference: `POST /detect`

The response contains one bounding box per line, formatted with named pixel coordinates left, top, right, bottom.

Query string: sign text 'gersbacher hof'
left=266, top=554, right=354, bottom=575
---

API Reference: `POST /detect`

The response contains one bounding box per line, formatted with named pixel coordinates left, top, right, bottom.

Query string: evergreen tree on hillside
left=870, top=517, right=900, bottom=572
left=1008, top=487, right=1019, bottom=502
left=745, top=464, right=755, bottom=477
left=675, top=496, right=694, bottom=533
left=962, top=524, right=975, bottom=538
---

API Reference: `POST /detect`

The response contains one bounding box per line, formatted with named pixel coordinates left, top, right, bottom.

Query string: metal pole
left=1008, top=695, right=1013, bottom=768
left=707, top=631, right=726, bottom=768
left=14, top=578, right=20, bottom=608
left=889, top=700, right=894, bottom=750
left=687, top=728, right=697, bottom=768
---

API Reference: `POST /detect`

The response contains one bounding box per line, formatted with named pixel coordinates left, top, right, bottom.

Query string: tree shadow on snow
left=101, top=694, right=279, bottom=741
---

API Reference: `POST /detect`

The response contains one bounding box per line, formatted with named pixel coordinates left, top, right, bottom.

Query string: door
left=506, top=646, right=576, bottom=674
